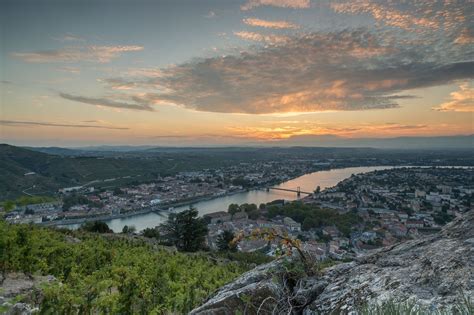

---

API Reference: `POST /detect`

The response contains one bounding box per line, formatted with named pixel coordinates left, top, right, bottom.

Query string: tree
left=122, top=225, right=136, bottom=234
left=240, top=203, right=257, bottom=213
left=241, top=203, right=260, bottom=220
left=142, top=227, right=160, bottom=239
left=227, top=204, right=240, bottom=216
left=2, top=200, right=16, bottom=212
left=314, top=186, right=321, bottom=194
left=216, top=230, right=237, bottom=252
left=162, top=207, right=208, bottom=252
left=247, top=209, right=260, bottom=220
left=0, top=226, right=14, bottom=283
left=15, top=225, right=34, bottom=277
left=433, top=212, right=453, bottom=225
left=231, top=177, right=252, bottom=188
left=80, top=221, right=113, bottom=233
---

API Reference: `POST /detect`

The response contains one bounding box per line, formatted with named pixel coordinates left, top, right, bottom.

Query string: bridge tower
left=297, top=186, right=301, bottom=197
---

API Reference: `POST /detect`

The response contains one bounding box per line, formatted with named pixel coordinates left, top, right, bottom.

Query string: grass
left=359, top=295, right=474, bottom=315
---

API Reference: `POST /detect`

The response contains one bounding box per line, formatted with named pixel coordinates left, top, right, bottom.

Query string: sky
left=0, top=0, right=473, bottom=147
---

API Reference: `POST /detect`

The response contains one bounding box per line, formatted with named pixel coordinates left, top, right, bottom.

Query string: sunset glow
left=1, top=0, right=472, bottom=146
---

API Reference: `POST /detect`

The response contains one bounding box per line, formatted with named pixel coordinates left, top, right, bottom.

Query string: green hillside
left=0, top=144, right=182, bottom=200
left=0, top=221, right=249, bottom=314
left=0, top=144, right=281, bottom=200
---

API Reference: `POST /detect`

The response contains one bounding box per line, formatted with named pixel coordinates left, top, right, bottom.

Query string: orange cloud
left=433, top=83, right=474, bottom=113
left=234, top=31, right=289, bottom=44
left=228, top=122, right=436, bottom=140
left=454, top=28, right=474, bottom=45
left=330, top=0, right=467, bottom=34
left=63, top=22, right=472, bottom=115
left=243, top=18, right=299, bottom=29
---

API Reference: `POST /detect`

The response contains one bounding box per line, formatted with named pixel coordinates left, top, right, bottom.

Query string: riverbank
left=41, top=166, right=331, bottom=228
left=44, top=164, right=468, bottom=230
left=60, top=165, right=413, bottom=232
left=41, top=187, right=249, bottom=227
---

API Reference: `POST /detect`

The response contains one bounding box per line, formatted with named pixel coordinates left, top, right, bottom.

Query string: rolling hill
left=0, top=144, right=179, bottom=200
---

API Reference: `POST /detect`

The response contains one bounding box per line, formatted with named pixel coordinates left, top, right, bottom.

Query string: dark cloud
left=0, top=120, right=129, bottom=130
left=58, top=0, right=473, bottom=115
left=118, top=28, right=471, bottom=114
left=59, top=93, right=155, bottom=111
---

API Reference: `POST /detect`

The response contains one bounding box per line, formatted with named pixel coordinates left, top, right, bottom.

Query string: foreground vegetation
left=0, top=220, right=251, bottom=314
left=359, top=297, right=473, bottom=315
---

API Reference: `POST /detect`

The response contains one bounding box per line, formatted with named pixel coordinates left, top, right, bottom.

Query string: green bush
left=0, top=221, right=248, bottom=314
left=80, top=221, right=113, bottom=233
left=216, top=251, right=273, bottom=266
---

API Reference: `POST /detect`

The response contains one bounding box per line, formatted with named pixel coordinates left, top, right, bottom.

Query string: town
left=199, top=167, right=473, bottom=261
left=2, top=0, right=473, bottom=311
left=3, top=158, right=326, bottom=224
left=5, top=166, right=471, bottom=265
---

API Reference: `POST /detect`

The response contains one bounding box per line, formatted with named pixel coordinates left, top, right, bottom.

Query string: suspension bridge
left=266, top=186, right=312, bottom=196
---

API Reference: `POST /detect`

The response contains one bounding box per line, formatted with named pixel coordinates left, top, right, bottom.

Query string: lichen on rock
left=192, top=211, right=473, bottom=314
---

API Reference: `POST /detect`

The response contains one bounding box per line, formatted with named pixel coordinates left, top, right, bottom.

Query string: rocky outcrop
left=192, top=211, right=473, bottom=314
left=6, top=303, right=38, bottom=315
left=0, top=273, right=56, bottom=315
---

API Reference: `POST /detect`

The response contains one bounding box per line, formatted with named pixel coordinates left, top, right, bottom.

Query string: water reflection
left=97, top=166, right=396, bottom=232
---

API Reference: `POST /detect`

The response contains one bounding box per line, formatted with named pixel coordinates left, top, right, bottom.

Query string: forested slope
left=0, top=221, right=248, bottom=313
left=0, top=144, right=183, bottom=200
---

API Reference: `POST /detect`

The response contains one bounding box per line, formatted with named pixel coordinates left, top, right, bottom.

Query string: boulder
left=192, top=211, right=473, bottom=314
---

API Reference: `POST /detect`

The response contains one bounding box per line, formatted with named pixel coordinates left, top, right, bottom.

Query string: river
left=79, top=166, right=396, bottom=232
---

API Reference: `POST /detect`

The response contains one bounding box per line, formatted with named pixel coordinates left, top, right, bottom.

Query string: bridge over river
left=266, top=186, right=312, bottom=196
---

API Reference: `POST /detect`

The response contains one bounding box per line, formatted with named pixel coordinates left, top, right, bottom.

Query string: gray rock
left=191, top=261, right=282, bottom=314
left=7, top=303, right=38, bottom=315
left=0, top=273, right=57, bottom=314
left=191, top=211, right=473, bottom=314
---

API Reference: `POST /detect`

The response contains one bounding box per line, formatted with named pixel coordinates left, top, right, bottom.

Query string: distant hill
left=2, top=142, right=473, bottom=201
left=24, top=135, right=474, bottom=154
left=72, top=145, right=157, bottom=152
left=274, top=134, right=474, bottom=149
left=0, top=145, right=63, bottom=200
left=23, top=146, right=86, bottom=156
left=0, top=144, right=180, bottom=200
